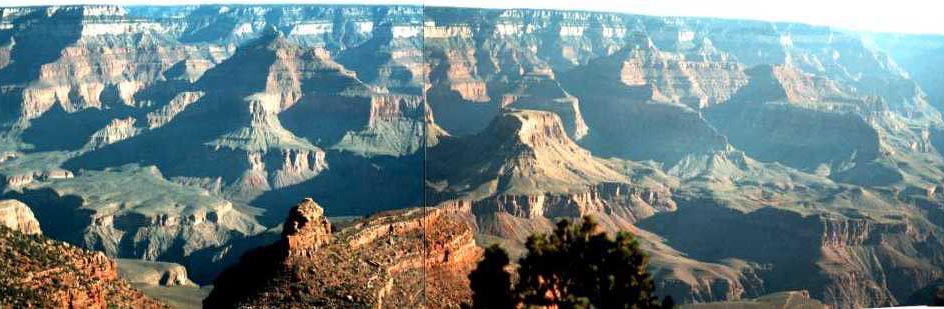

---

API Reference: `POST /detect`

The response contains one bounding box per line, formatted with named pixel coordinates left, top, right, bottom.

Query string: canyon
left=0, top=4, right=943, bottom=308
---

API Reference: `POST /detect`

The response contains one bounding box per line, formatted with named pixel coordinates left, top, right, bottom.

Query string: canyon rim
left=1, top=2, right=944, bottom=308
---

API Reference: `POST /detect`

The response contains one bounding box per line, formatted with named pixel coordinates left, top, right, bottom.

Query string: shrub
left=470, top=216, right=673, bottom=308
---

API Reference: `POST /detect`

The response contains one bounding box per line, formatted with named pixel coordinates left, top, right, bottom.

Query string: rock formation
left=0, top=226, right=163, bottom=308
left=281, top=198, right=332, bottom=256
left=426, top=109, right=766, bottom=302
left=429, top=109, right=628, bottom=198
left=428, top=108, right=678, bottom=225
left=420, top=9, right=944, bottom=306
left=682, top=290, right=829, bottom=309
left=0, top=199, right=41, bottom=235
left=116, top=259, right=198, bottom=287
left=205, top=198, right=481, bottom=308
left=5, top=165, right=266, bottom=283
left=2, top=4, right=944, bottom=308
left=501, top=74, right=589, bottom=140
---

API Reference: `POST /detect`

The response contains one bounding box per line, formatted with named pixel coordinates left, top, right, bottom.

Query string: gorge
left=0, top=4, right=944, bottom=308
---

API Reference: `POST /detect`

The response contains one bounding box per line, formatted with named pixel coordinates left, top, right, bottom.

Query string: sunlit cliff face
left=1, top=3, right=944, bottom=308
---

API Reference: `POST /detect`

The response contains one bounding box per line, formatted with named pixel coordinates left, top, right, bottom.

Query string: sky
left=3, top=0, right=944, bottom=34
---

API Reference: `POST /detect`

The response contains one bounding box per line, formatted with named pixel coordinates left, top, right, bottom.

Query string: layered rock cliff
left=429, top=109, right=628, bottom=197
left=2, top=4, right=944, bottom=308
left=5, top=165, right=265, bottom=283
left=421, top=9, right=944, bottom=306
left=426, top=109, right=772, bottom=302
left=0, top=199, right=41, bottom=235
left=639, top=203, right=944, bottom=308
left=0, top=226, right=163, bottom=308
left=205, top=198, right=481, bottom=308
left=428, top=109, right=678, bottom=222
left=1, top=5, right=427, bottom=216
left=682, top=290, right=829, bottom=309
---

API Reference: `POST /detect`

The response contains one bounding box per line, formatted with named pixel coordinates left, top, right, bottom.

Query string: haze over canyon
left=1, top=3, right=944, bottom=308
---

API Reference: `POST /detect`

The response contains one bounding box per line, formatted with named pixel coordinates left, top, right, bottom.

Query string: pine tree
left=468, top=245, right=516, bottom=308
left=470, top=216, right=670, bottom=308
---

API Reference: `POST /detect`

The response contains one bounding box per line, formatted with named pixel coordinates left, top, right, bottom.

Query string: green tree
left=468, top=245, right=516, bottom=309
left=470, top=216, right=669, bottom=308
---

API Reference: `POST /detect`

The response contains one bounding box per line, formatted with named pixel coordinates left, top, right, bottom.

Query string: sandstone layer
left=0, top=199, right=41, bottom=235
left=204, top=198, right=481, bottom=308
left=1, top=4, right=944, bottom=308
left=0, top=226, right=164, bottom=308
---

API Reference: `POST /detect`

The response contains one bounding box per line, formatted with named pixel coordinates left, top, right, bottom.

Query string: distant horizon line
left=3, top=0, right=944, bottom=35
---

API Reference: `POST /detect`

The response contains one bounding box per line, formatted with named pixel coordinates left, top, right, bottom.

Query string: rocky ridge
left=6, top=165, right=265, bottom=283
left=682, top=290, right=829, bottom=309
left=205, top=198, right=481, bottom=308
left=0, top=226, right=163, bottom=308
left=422, top=8, right=944, bottom=307
left=1, top=4, right=944, bottom=308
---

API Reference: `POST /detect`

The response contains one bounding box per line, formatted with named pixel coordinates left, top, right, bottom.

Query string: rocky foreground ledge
left=205, top=198, right=481, bottom=308
left=0, top=226, right=163, bottom=308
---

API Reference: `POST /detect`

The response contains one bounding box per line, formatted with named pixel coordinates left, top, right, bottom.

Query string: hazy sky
left=3, top=0, right=943, bottom=34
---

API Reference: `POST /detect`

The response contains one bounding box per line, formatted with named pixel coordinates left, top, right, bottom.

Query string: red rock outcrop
left=281, top=198, right=332, bottom=256
left=0, top=226, right=163, bottom=308
left=205, top=199, right=481, bottom=308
